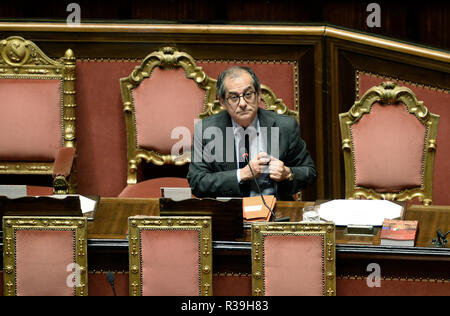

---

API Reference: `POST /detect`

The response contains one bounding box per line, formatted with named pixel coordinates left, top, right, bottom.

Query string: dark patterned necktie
left=239, top=133, right=250, bottom=197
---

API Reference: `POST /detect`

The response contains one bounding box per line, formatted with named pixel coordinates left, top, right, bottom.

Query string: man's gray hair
left=216, top=66, right=261, bottom=100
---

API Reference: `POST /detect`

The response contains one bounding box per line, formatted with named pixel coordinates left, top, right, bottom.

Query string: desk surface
left=84, top=198, right=450, bottom=284
left=88, top=198, right=450, bottom=248
left=1, top=197, right=449, bottom=296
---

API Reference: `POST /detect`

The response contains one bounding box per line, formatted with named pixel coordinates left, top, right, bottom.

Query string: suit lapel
left=258, top=108, right=276, bottom=157
left=218, top=111, right=237, bottom=170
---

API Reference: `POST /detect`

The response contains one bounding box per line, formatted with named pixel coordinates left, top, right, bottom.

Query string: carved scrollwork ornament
left=340, top=81, right=439, bottom=205
left=121, top=47, right=216, bottom=183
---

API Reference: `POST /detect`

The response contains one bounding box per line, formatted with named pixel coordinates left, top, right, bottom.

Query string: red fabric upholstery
left=88, top=272, right=129, bottom=296
left=132, top=67, right=205, bottom=154
left=118, top=177, right=190, bottom=198
left=26, top=185, right=53, bottom=196
left=53, top=147, right=75, bottom=177
left=263, top=235, right=324, bottom=296
left=358, top=73, right=450, bottom=205
left=0, top=78, right=62, bottom=161
left=75, top=60, right=138, bottom=197
left=15, top=230, right=75, bottom=296
left=140, top=229, right=200, bottom=296
left=212, top=274, right=252, bottom=296
left=337, top=277, right=450, bottom=296
left=351, top=102, right=425, bottom=192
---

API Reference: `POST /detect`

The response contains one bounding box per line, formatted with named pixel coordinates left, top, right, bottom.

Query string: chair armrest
left=52, top=147, right=75, bottom=178
left=52, top=147, right=75, bottom=194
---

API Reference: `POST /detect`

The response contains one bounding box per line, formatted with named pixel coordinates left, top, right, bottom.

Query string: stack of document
left=318, top=199, right=403, bottom=226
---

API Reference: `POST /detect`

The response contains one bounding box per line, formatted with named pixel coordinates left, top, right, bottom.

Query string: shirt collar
left=231, top=115, right=258, bottom=134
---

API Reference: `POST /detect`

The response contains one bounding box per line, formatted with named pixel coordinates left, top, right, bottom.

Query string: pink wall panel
left=75, top=60, right=140, bottom=196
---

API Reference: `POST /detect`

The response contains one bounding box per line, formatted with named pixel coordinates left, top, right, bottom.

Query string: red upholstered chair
left=118, top=47, right=217, bottom=198
left=0, top=36, right=77, bottom=195
left=339, top=82, right=440, bottom=205
left=251, top=222, right=336, bottom=296
left=128, top=216, right=213, bottom=296
left=2, top=216, right=88, bottom=296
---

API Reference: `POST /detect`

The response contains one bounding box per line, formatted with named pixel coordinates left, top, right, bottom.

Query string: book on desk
left=242, top=195, right=276, bottom=223
left=380, top=219, right=419, bottom=247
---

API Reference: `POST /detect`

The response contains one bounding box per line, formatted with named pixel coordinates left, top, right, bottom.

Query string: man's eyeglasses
left=225, top=91, right=257, bottom=106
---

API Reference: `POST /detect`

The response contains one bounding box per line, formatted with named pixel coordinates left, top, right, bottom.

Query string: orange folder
left=243, top=195, right=276, bottom=222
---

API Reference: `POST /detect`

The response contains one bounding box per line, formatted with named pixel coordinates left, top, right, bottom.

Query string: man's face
left=220, top=71, right=261, bottom=128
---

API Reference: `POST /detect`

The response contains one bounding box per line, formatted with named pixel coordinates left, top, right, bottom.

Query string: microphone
left=106, top=271, right=117, bottom=296
left=243, top=153, right=290, bottom=222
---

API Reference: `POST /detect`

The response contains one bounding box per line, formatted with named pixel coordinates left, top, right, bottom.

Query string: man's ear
left=257, top=89, right=263, bottom=103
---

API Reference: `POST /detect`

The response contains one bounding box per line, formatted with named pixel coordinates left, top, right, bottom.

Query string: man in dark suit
left=187, top=66, right=316, bottom=200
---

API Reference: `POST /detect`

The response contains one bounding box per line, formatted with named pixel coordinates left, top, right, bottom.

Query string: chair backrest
left=2, top=216, right=88, bottom=296
left=128, top=216, right=213, bottom=296
left=120, top=47, right=216, bottom=185
left=251, top=222, right=336, bottom=296
left=0, top=36, right=76, bottom=164
left=0, top=36, right=76, bottom=191
left=339, top=81, right=440, bottom=205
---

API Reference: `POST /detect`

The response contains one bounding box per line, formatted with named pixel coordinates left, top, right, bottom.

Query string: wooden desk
left=84, top=198, right=449, bottom=296
left=1, top=198, right=449, bottom=296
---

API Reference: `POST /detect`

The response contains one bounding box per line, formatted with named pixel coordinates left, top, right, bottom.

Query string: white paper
left=160, top=187, right=192, bottom=201
left=0, top=185, right=27, bottom=199
left=244, top=205, right=263, bottom=213
left=318, top=199, right=403, bottom=226
left=50, top=194, right=97, bottom=214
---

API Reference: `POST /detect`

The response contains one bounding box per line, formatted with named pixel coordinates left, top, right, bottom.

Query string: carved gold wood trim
left=0, top=162, right=53, bottom=174
left=251, top=222, right=336, bottom=296
left=0, top=23, right=448, bottom=63
left=339, top=81, right=440, bottom=205
left=120, top=47, right=216, bottom=184
left=128, top=216, right=213, bottom=296
left=0, top=36, right=76, bottom=194
left=2, top=216, right=88, bottom=296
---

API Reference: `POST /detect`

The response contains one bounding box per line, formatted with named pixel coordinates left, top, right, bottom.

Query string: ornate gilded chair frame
left=128, top=216, right=213, bottom=296
left=339, top=81, right=440, bottom=205
left=2, top=216, right=88, bottom=296
left=120, top=47, right=217, bottom=185
left=0, top=36, right=76, bottom=194
left=251, top=222, right=336, bottom=296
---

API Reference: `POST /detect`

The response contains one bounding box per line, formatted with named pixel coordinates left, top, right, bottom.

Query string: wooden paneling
left=0, top=2, right=448, bottom=50
left=326, top=36, right=450, bottom=202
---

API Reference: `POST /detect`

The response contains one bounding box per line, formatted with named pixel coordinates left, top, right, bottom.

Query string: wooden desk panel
left=2, top=198, right=449, bottom=296
left=88, top=198, right=449, bottom=247
left=87, top=198, right=159, bottom=239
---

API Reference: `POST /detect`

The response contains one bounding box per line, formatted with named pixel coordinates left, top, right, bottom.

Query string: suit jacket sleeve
left=277, top=117, right=317, bottom=198
left=187, top=120, right=242, bottom=198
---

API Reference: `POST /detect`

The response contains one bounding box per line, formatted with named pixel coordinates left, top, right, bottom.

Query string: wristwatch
left=287, top=167, right=294, bottom=181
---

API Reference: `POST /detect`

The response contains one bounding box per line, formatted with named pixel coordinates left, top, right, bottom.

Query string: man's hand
left=239, top=152, right=271, bottom=182
left=268, top=157, right=292, bottom=182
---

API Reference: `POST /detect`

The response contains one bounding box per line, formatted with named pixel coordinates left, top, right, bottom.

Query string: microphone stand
left=244, top=154, right=290, bottom=222
left=106, top=271, right=117, bottom=296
